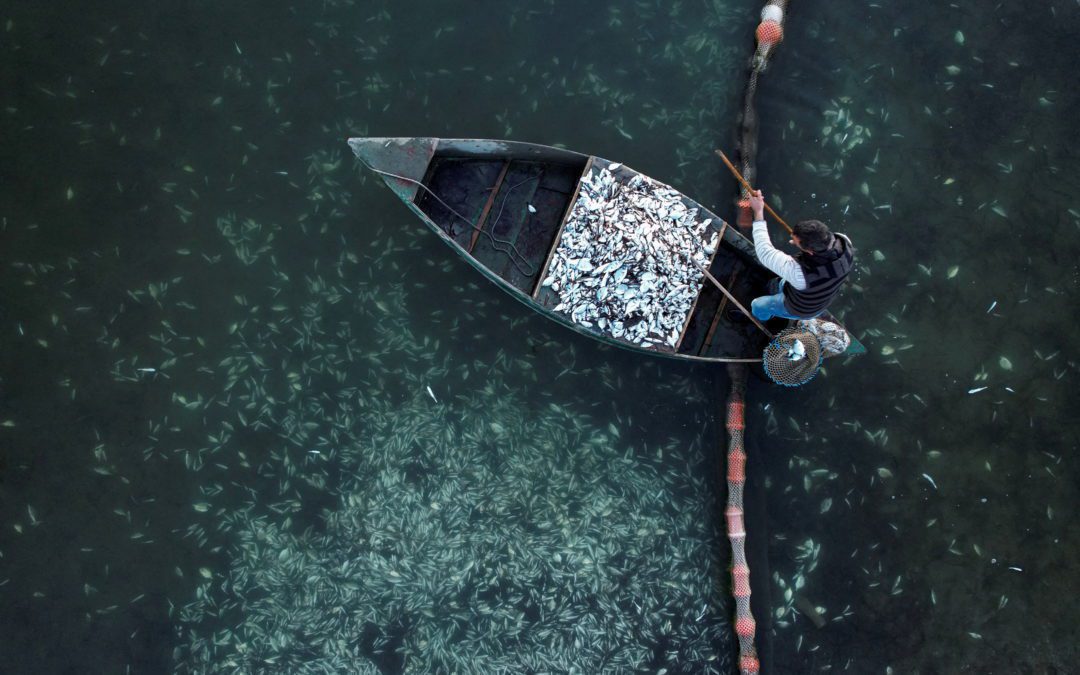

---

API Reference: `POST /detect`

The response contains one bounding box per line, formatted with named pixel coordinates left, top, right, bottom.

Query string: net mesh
left=763, top=326, right=822, bottom=387
left=797, top=317, right=851, bottom=358
left=735, top=0, right=791, bottom=225
left=725, top=2, right=790, bottom=672
left=724, top=365, right=758, bottom=674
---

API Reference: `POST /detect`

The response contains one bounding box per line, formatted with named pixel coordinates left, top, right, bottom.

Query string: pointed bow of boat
left=348, top=137, right=437, bottom=202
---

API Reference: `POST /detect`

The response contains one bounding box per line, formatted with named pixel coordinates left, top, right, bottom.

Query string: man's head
left=791, top=219, right=834, bottom=254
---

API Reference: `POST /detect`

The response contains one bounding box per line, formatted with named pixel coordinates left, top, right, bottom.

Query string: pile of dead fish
left=175, top=384, right=734, bottom=673
left=157, top=149, right=736, bottom=673
left=542, top=164, right=719, bottom=349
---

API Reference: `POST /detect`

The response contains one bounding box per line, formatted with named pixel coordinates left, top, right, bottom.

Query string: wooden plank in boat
left=701, top=268, right=768, bottom=358
left=678, top=251, right=759, bottom=356
left=416, top=158, right=505, bottom=250
left=471, top=161, right=545, bottom=289
left=467, top=160, right=511, bottom=253
left=496, top=162, right=584, bottom=292
left=531, top=155, right=595, bottom=301
left=675, top=219, right=730, bottom=351
left=699, top=268, right=739, bottom=356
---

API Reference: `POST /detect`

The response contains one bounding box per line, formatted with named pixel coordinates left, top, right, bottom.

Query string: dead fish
left=793, top=594, right=827, bottom=628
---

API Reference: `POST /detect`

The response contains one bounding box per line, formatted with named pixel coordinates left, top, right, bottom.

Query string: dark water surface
left=1, top=1, right=1077, bottom=673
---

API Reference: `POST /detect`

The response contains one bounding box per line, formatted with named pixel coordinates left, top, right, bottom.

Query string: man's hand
left=749, top=189, right=765, bottom=221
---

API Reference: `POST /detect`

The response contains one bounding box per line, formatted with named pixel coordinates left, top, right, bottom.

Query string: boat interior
left=413, top=144, right=773, bottom=360
left=416, top=150, right=586, bottom=295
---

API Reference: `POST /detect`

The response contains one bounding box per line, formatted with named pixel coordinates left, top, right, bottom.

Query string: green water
left=1, top=1, right=1077, bottom=672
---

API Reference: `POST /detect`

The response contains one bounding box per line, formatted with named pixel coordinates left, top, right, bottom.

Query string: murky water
left=2, top=1, right=1077, bottom=672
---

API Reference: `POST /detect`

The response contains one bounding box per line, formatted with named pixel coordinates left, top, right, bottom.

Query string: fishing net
left=763, top=326, right=822, bottom=387
left=797, top=317, right=851, bottom=358
left=724, top=2, right=792, bottom=673
left=723, top=364, right=759, bottom=675
left=734, top=0, right=791, bottom=227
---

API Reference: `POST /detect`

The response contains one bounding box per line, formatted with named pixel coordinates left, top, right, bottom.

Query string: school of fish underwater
left=1, top=1, right=1078, bottom=673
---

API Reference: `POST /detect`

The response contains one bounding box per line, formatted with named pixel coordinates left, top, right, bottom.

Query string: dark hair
left=793, top=219, right=833, bottom=252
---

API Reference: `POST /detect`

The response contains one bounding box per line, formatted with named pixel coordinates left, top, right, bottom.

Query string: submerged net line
left=172, top=276, right=739, bottom=672
left=724, top=2, right=790, bottom=673
left=735, top=0, right=790, bottom=227
left=724, top=364, right=757, bottom=674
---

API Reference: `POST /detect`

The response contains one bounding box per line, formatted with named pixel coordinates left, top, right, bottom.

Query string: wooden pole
left=698, top=265, right=774, bottom=338
left=715, top=150, right=793, bottom=234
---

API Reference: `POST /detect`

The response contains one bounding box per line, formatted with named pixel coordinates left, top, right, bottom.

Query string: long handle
left=715, top=150, right=793, bottom=234
left=698, top=265, right=774, bottom=338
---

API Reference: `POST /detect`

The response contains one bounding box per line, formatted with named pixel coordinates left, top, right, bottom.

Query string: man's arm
left=748, top=190, right=807, bottom=290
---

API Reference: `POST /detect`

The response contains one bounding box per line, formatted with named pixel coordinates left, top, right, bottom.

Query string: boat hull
left=349, top=137, right=864, bottom=362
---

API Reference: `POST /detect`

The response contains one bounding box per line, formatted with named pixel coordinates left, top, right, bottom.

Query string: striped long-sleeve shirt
left=751, top=220, right=807, bottom=290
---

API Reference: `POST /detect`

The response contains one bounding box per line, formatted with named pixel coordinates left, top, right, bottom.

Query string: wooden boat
left=348, top=137, right=864, bottom=363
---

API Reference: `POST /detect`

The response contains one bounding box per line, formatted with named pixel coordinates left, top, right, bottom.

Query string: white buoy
left=761, top=4, right=784, bottom=24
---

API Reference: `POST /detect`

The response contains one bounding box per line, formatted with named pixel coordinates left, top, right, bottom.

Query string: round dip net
left=762, top=326, right=822, bottom=387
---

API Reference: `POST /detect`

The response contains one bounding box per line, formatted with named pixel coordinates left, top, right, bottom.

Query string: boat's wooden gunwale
left=435, top=138, right=590, bottom=164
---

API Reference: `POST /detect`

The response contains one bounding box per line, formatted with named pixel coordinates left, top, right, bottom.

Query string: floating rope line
left=722, top=2, right=791, bottom=673
left=734, top=0, right=790, bottom=229
left=724, top=364, right=758, bottom=675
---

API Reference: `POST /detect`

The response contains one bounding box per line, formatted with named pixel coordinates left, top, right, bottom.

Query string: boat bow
left=347, top=137, right=436, bottom=202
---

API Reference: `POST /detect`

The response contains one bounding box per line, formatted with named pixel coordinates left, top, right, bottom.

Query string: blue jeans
left=751, top=279, right=821, bottom=322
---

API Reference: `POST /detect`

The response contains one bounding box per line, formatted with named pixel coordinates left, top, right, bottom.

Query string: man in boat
left=744, top=189, right=854, bottom=322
